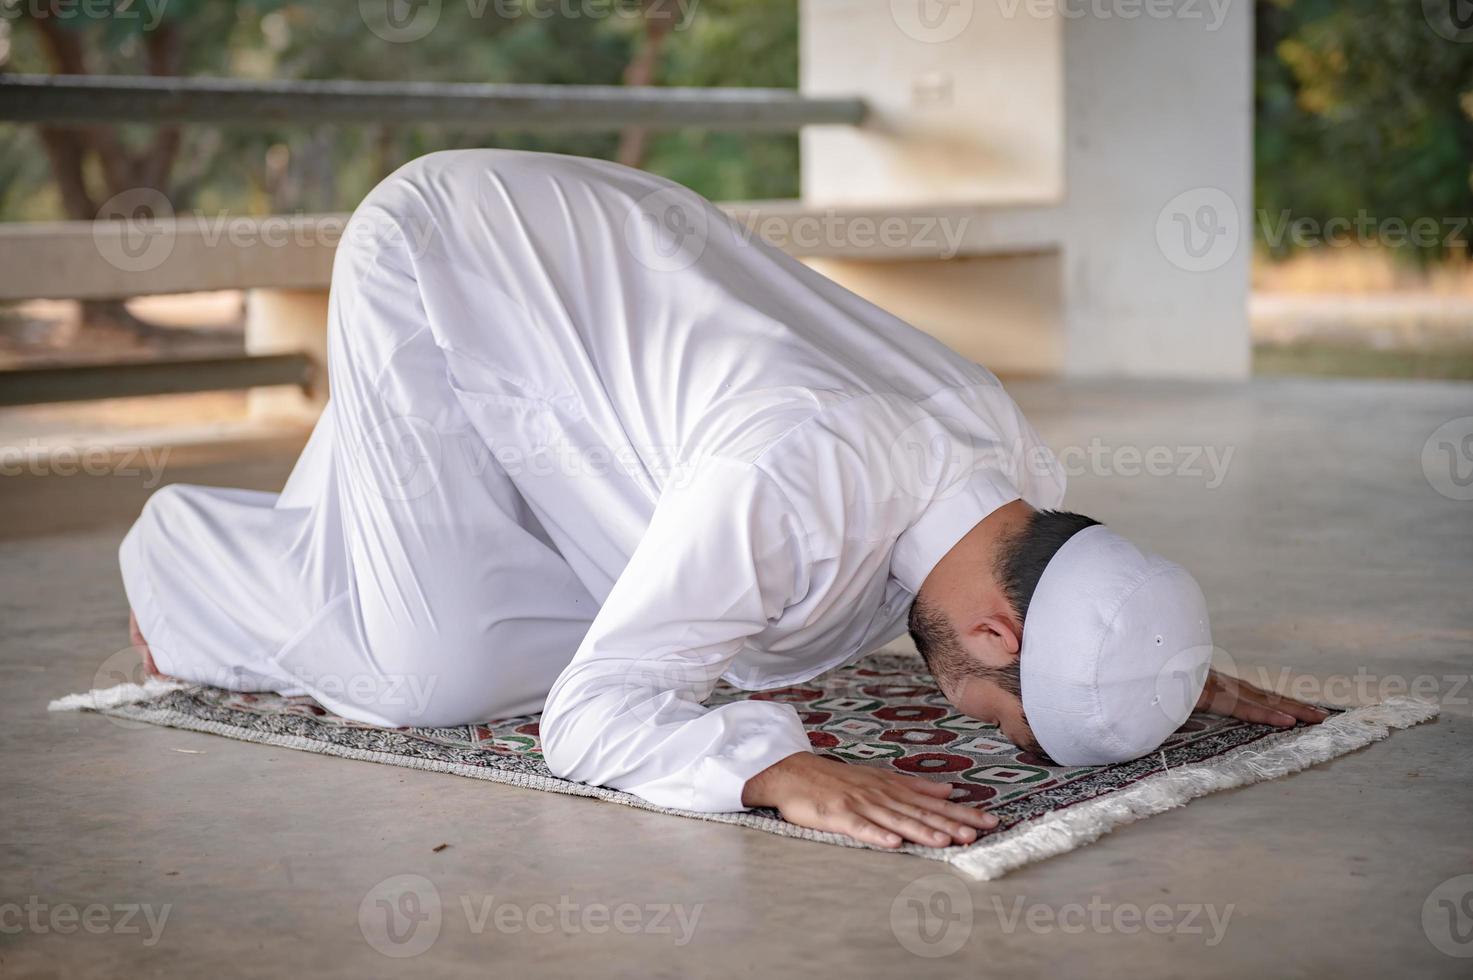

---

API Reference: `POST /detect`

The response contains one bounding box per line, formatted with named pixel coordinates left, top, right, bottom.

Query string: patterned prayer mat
left=51, top=651, right=1437, bottom=879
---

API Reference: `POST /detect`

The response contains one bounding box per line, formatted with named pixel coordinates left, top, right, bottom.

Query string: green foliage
left=0, top=0, right=799, bottom=218
left=1255, top=0, right=1473, bottom=262
left=3, top=0, right=1466, bottom=262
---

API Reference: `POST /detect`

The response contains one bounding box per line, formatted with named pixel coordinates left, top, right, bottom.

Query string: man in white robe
left=122, top=151, right=1324, bottom=849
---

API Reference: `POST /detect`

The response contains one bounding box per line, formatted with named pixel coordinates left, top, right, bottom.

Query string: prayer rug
left=50, top=651, right=1437, bottom=879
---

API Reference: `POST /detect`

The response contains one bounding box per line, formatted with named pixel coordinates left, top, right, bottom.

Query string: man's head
left=909, top=503, right=1214, bottom=765
left=909, top=506, right=1099, bottom=760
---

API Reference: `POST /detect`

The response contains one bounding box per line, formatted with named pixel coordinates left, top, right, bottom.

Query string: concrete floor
left=2, top=376, right=1470, bottom=978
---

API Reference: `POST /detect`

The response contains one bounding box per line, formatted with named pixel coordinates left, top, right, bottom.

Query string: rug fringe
left=48, top=677, right=186, bottom=713
left=945, top=695, right=1440, bottom=881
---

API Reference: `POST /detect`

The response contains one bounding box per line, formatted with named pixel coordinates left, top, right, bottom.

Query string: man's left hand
left=1196, top=669, right=1330, bottom=727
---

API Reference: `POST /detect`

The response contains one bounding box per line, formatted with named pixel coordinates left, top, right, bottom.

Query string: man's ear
left=960, top=613, right=1021, bottom=667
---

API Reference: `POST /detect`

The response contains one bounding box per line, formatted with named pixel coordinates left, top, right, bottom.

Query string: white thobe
left=120, top=150, right=1065, bottom=813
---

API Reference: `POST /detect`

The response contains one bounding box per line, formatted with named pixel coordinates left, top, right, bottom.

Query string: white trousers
left=120, top=176, right=600, bottom=727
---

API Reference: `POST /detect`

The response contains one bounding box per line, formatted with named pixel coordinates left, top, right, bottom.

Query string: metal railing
left=0, top=74, right=868, bottom=406
left=0, top=75, right=866, bottom=130
left=0, top=353, right=316, bottom=407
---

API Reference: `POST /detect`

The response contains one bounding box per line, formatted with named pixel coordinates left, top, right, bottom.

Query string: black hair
left=994, top=509, right=1101, bottom=628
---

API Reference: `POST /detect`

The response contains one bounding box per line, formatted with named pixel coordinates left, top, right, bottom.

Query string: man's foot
left=129, top=610, right=167, bottom=679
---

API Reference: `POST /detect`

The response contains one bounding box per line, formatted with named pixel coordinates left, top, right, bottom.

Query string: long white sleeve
left=539, top=457, right=815, bottom=812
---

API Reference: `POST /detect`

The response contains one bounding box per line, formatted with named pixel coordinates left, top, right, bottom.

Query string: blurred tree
left=1255, top=0, right=1473, bottom=262
left=4, top=0, right=288, bottom=333
left=0, top=0, right=799, bottom=229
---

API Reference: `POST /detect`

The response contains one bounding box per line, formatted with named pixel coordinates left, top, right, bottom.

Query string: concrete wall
left=800, top=0, right=1252, bottom=378
left=800, top=0, right=1063, bottom=207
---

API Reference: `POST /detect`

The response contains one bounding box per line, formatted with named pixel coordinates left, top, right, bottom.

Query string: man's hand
left=1197, top=669, right=1330, bottom=727
left=741, top=752, right=998, bottom=849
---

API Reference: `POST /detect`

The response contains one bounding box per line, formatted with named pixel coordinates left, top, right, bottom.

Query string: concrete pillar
left=1060, top=5, right=1252, bottom=377
left=245, top=287, right=330, bottom=420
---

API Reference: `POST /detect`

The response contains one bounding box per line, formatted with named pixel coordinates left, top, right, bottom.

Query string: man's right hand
left=741, top=752, right=998, bottom=849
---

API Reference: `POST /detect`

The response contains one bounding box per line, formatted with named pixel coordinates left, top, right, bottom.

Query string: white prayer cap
left=1019, top=525, right=1213, bottom=766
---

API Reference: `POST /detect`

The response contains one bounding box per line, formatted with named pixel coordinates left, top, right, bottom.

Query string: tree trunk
left=27, top=13, right=185, bottom=339
left=615, top=2, right=678, bottom=170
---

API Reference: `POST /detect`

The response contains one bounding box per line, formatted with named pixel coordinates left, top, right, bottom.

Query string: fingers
left=1234, top=696, right=1297, bottom=727
left=838, top=814, right=904, bottom=849
left=895, top=789, right=997, bottom=829
left=1229, top=679, right=1330, bottom=723
left=858, top=803, right=957, bottom=848
left=1207, top=672, right=1332, bottom=726
left=1204, top=686, right=1294, bottom=726
left=883, top=799, right=981, bottom=845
